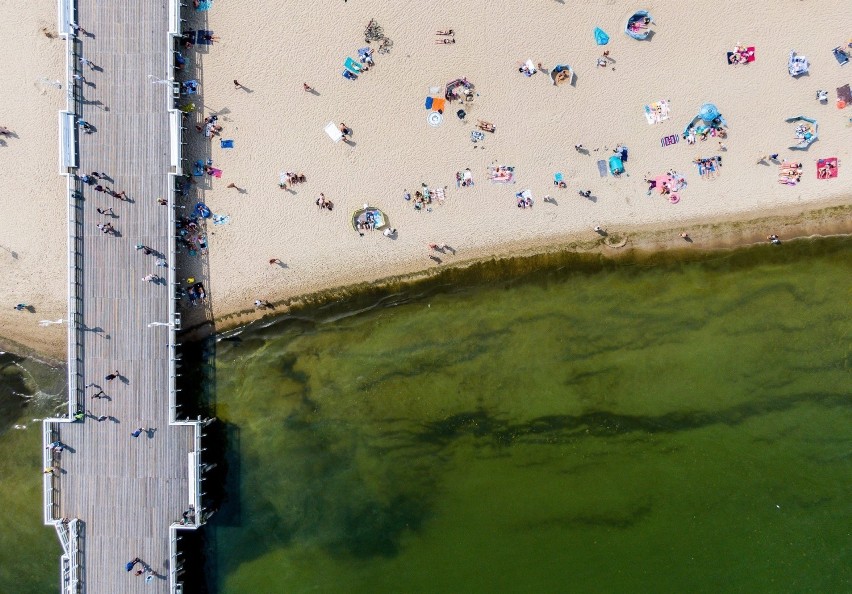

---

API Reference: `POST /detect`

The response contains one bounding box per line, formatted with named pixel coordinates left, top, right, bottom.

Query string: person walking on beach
left=131, top=427, right=146, bottom=438
left=69, top=22, right=86, bottom=36
left=105, top=370, right=119, bottom=381
left=96, top=207, right=114, bottom=216
left=233, top=79, right=242, bottom=88
left=80, top=57, right=95, bottom=69
left=303, top=82, right=314, bottom=92
left=143, top=274, right=157, bottom=282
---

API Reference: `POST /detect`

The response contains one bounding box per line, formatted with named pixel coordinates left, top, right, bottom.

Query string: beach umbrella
left=698, top=103, right=720, bottom=122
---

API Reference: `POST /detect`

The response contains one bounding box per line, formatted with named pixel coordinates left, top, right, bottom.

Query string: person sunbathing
left=435, top=38, right=456, bottom=44
left=436, top=30, right=454, bottom=35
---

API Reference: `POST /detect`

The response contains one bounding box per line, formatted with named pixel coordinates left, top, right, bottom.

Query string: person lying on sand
left=435, top=38, right=456, bottom=44
left=436, top=30, right=454, bottom=35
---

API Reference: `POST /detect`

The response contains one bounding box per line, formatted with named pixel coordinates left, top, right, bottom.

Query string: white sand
left=192, top=0, right=851, bottom=322
left=1, top=0, right=851, bottom=355
left=0, top=1, right=65, bottom=358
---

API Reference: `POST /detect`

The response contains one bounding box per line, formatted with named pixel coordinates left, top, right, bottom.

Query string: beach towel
left=594, top=27, right=609, bottom=45
left=837, top=84, right=852, bottom=104
left=344, top=57, right=363, bottom=75
left=212, top=214, right=230, bottom=225
left=208, top=168, right=222, bottom=178
left=471, top=130, right=485, bottom=143
left=489, top=165, right=515, bottom=183
left=597, top=160, right=607, bottom=177
left=661, top=134, right=679, bottom=147
left=342, top=70, right=357, bottom=80
left=644, top=100, right=670, bottom=124
left=833, top=47, right=849, bottom=66
left=196, top=0, right=212, bottom=11
left=434, top=187, right=445, bottom=204
left=220, top=139, right=233, bottom=149
left=195, top=30, right=214, bottom=45
left=324, top=121, right=343, bottom=142
left=817, top=158, right=838, bottom=179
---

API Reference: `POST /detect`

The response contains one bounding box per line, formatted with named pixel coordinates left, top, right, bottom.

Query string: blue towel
left=220, top=139, right=233, bottom=149
left=594, top=27, right=609, bottom=45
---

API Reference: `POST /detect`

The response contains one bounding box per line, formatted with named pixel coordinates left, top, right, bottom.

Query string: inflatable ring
left=428, top=112, right=443, bottom=127
left=669, top=194, right=680, bottom=204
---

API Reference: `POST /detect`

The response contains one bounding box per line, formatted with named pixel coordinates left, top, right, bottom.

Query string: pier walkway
left=43, top=1, right=210, bottom=593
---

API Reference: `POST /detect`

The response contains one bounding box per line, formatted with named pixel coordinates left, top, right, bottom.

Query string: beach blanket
left=195, top=30, right=214, bottom=45
left=695, top=156, right=721, bottom=178
left=471, top=130, right=485, bottom=143
left=837, top=84, right=852, bottom=104
left=596, top=160, right=607, bottom=177
left=208, top=167, right=222, bottom=178
left=661, top=134, right=679, bottom=147
left=644, top=100, right=670, bottom=124
left=212, top=214, right=230, bottom=225
left=196, top=0, right=212, bottom=11
left=220, top=139, right=233, bottom=149
left=817, top=158, right=838, bottom=179
left=489, top=165, right=515, bottom=183
left=434, top=187, right=445, bottom=204
left=727, top=46, right=755, bottom=65
left=457, top=169, right=474, bottom=187
left=594, top=27, right=609, bottom=45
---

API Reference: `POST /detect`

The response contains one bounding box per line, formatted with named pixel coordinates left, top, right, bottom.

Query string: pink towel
left=209, top=168, right=223, bottom=178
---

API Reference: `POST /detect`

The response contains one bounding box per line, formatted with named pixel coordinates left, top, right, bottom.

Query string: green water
left=204, top=239, right=852, bottom=594
left=0, top=353, right=64, bottom=594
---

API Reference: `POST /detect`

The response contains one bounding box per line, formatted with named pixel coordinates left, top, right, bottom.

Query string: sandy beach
left=1, top=0, right=851, bottom=357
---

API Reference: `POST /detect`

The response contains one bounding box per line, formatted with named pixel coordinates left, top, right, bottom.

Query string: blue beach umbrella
left=698, top=103, right=720, bottom=122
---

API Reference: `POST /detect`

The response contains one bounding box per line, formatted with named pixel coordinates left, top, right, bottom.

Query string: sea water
left=1, top=239, right=850, bottom=593
left=202, top=239, right=851, bottom=593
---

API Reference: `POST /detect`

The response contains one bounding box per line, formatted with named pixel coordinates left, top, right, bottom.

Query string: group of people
left=778, top=161, right=803, bottom=185
left=196, top=114, right=223, bottom=137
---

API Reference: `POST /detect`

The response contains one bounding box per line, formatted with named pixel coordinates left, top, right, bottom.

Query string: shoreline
left=1, top=200, right=849, bottom=362
left=187, top=200, right=852, bottom=341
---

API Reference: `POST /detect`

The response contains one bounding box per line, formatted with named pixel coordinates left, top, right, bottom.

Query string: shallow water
left=201, top=239, right=852, bottom=593
left=0, top=353, right=65, bottom=594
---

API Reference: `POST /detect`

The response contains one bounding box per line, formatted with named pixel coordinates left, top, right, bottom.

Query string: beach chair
left=344, top=57, right=363, bottom=74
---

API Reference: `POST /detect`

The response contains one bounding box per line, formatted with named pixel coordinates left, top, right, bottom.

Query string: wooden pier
left=44, top=1, right=209, bottom=592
